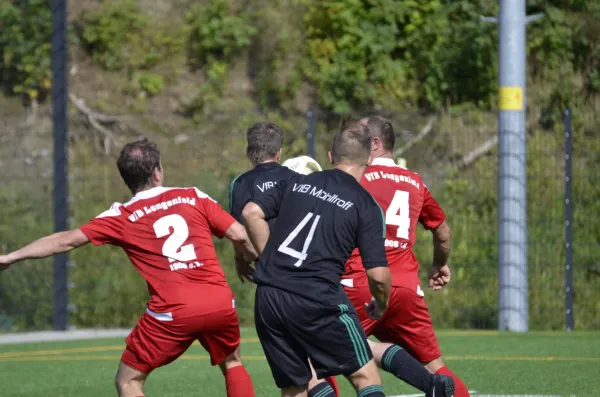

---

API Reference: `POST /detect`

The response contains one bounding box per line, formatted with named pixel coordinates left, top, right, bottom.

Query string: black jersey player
left=228, top=122, right=299, bottom=283
left=229, top=121, right=342, bottom=396
left=242, top=121, right=392, bottom=397
left=229, top=122, right=299, bottom=227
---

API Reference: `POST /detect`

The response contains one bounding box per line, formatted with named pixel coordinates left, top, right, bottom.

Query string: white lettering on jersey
left=257, top=181, right=276, bottom=192
left=363, top=170, right=420, bottom=190
left=364, top=171, right=381, bottom=181
left=128, top=196, right=196, bottom=222
left=292, top=183, right=354, bottom=210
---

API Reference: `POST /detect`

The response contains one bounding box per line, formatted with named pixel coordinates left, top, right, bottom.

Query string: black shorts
left=255, top=285, right=372, bottom=388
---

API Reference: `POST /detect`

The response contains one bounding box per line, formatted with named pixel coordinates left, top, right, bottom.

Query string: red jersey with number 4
left=344, top=158, right=446, bottom=292
left=79, top=186, right=236, bottom=320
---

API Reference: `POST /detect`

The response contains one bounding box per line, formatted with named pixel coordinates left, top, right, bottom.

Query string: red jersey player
left=0, top=139, right=257, bottom=397
left=342, top=116, right=470, bottom=397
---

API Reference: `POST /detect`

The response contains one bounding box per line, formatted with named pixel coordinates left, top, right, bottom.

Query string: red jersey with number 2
left=79, top=186, right=236, bottom=320
left=344, top=158, right=446, bottom=292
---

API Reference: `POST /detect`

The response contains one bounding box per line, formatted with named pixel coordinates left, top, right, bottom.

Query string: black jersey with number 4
left=229, top=162, right=299, bottom=227
left=250, top=169, right=388, bottom=302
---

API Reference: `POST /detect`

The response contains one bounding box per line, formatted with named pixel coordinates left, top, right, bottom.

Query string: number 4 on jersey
left=278, top=212, right=321, bottom=267
left=386, top=190, right=410, bottom=239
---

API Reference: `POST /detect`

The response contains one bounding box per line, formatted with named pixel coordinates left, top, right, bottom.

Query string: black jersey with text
left=229, top=162, right=299, bottom=228
left=250, top=169, right=388, bottom=302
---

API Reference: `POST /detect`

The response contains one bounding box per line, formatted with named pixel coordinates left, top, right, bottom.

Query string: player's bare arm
left=223, top=221, right=259, bottom=263
left=0, top=229, right=89, bottom=270
left=365, top=266, right=392, bottom=319
left=241, top=202, right=270, bottom=255
left=429, top=220, right=451, bottom=291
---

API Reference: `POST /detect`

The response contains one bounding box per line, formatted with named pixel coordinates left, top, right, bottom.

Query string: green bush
left=0, top=0, right=52, bottom=99
left=134, top=72, right=165, bottom=96
left=181, top=0, right=257, bottom=117
left=80, top=0, right=187, bottom=72
left=186, top=0, right=257, bottom=69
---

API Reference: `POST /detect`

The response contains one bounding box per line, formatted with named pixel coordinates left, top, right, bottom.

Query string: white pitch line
left=390, top=392, right=569, bottom=397
left=390, top=390, right=479, bottom=397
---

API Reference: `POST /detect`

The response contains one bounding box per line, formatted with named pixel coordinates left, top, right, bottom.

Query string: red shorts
left=121, top=306, right=241, bottom=374
left=344, top=284, right=441, bottom=363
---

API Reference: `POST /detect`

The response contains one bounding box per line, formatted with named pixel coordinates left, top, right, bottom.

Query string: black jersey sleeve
left=250, top=179, right=287, bottom=219
left=357, top=201, right=388, bottom=269
left=229, top=176, right=250, bottom=223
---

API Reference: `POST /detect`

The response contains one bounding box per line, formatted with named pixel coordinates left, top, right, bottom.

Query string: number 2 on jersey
left=386, top=190, right=410, bottom=239
left=278, top=212, right=321, bottom=267
left=153, top=214, right=197, bottom=262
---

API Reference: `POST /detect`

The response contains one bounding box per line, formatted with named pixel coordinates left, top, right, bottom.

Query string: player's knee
left=281, top=384, right=309, bottom=397
left=219, top=348, right=243, bottom=373
left=424, top=357, right=445, bottom=374
left=115, top=375, right=143, bottom=396
left=115, top=363, right=146, bottom=396
left=366, top=340, right=391, bottom=368
left=346, top=359, right=382, bottom=391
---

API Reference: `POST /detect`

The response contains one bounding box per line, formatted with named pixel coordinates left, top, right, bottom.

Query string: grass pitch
left=0, top=329, right=598, bottom=397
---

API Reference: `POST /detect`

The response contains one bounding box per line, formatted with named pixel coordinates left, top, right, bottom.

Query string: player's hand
left=365, top=298, right=385, bottom=320
left=236, top=261, right=255, bottom=284
left=428, top=264, right=451, bottom=291
left=0, top=254, right=14, bottom=271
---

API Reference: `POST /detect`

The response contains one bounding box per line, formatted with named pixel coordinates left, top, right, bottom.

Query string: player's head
left=328, top=116, right=371, bottom=180
left=117, top=138, right=163, bottom=195
left=246, top=122, right=284, bottom=166
left=359, top=115, right=395, bottom=155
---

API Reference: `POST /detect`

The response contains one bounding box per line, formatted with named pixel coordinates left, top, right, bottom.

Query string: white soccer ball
left=282, top=155, right=322, bottom=175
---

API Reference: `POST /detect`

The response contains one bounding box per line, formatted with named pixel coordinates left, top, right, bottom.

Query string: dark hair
left=363, top=115, right=395, bottom=151
left=117, top=138, right=161, bottom=194
left=331, top=121, right=371, bottom=165
left=246, top=122, right=284, bottom=165
left=340, top=114, right=359, bottom=131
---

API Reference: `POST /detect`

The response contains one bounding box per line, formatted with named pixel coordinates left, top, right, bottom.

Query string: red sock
left=324, top=376, right=340, bottom=396
left=225, top=365, right=255, bottom=397
left=435, top=366, right=470, bottom=397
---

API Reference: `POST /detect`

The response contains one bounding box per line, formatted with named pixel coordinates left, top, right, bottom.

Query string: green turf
left=1, top=329, right=598, bottom=397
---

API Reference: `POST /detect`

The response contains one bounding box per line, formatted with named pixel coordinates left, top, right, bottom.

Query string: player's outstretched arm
left=429, top=220, right=451, bottom=291
left=0, top=229, right=90, bottom=270
left=241, top=202, right=270, bottom=256
left=223, top=222, right=258, bottom=263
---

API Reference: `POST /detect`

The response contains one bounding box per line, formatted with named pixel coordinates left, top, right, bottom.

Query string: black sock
left=381, top=345, right=433, bottom=393
left=357, top=385, right=385, bottom=396
left=308, top=382, right=336, bottom=397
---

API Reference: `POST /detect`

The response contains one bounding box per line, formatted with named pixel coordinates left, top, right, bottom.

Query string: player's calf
left=218, top=348, right=255, bottom=397
left=369, top=340, right=455, bottom=396
left=346, top=359, right=385, bottom=396
left=281, top=385, right=309, bottom=397
left=307, top=360, right=337, bottom=397
left=115, top=362, right=148, bottom=397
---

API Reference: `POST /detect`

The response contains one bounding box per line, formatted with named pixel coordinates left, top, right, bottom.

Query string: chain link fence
left=0, top=104, right=598, bottom=331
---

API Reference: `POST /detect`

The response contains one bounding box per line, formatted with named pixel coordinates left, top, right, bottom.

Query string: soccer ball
left=282, top=155, right=322, bottom=175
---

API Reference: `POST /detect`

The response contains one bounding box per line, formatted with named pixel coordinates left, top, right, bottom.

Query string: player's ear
left=371, top=136, right=380, bottom=152
left=276, top=148, right=282, bottom=162
left=328, top=151, right=334, bottom=165
left=153, top=166, right=162, bottom=186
